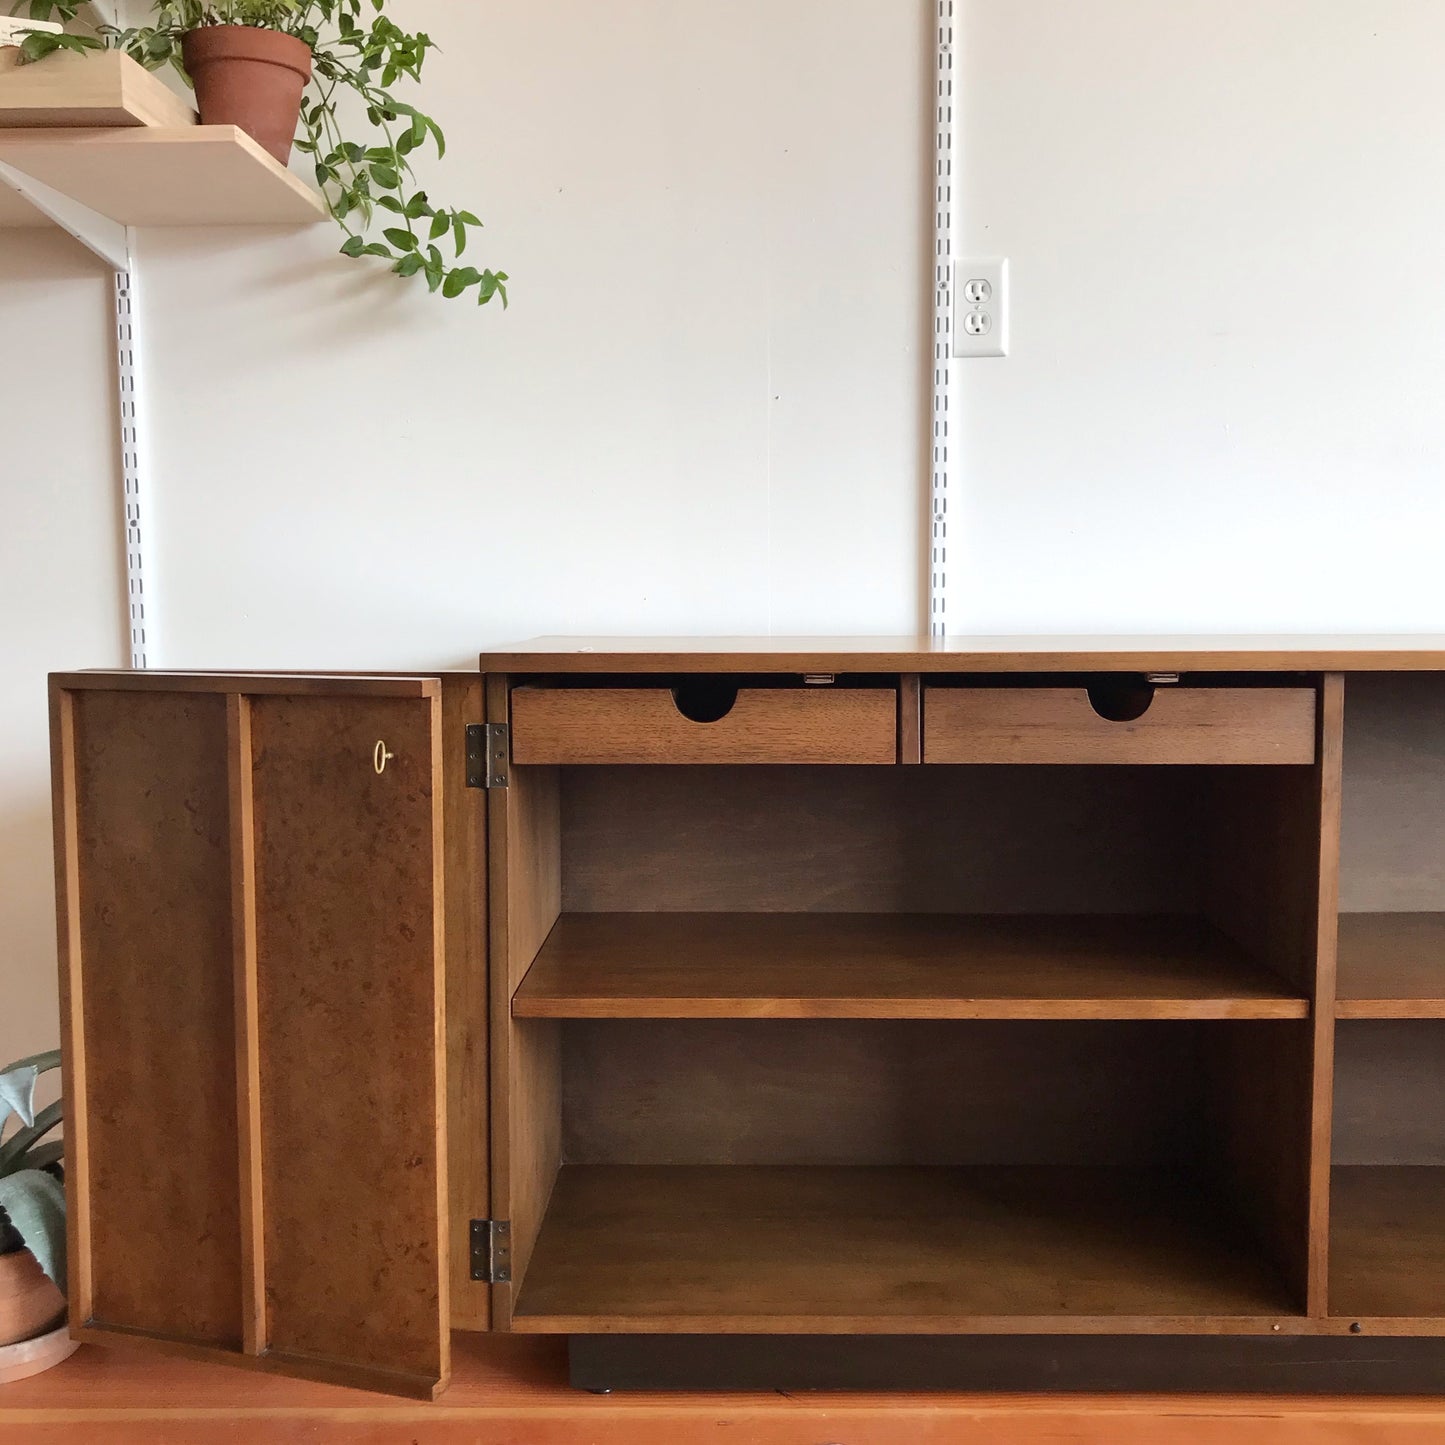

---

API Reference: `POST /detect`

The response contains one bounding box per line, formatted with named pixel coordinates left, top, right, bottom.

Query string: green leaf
left=0, top=1100, right=62, bottom=1178
left=394, top=252, right=424, bottom=277
left=382, top=227, right=417, bottom=251
left=22, top=1141, right=64, bottom=1175
left=370, top=165, right=400, bottom=190
left=428, top=211, right=449, bottom=241
left=453, top=216, right=467, bottom=256
left=2, top=1051, right=61, bottom=1078
left=375, top=195, right=406, bottom=214
left=0, top=1170, right=65, bottom=1294
left=454, top=210, right=482, bottom=227
left=0, top=1065, right=41, bottom=1132
left=339, top=234, right=366, bottom=257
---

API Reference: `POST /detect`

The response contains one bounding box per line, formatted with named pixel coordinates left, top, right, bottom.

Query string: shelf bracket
left=0, top=162, right=149, bottom=668
left=0, top=160, right=128, bottom=270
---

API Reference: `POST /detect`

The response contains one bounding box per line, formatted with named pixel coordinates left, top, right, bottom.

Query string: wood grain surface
left=482, top=632, right=1445, bottom=674
left=7, top=1333, right=1445, bottom=1445
left=249, top=693, right=447, bottom=1391
left=1337, top=913, right=1445, bottom=1016
left=561, top=764, right=1202, bottom=914
left=513, top=912, right=1307, bottom=1019
left=924, top=687, right=1316, bottom=765
left=440, top=677, right=491, bottom=1330
left=1330, top=1166, right=1445, bottom=1320
left=561, top=1019, right=1208, bottom=1167
left=513, top=1165, right=1296, bottom=1333
left=63, top=688, right=242, bottom=1348
left=510, top=685, right=897, bottom=764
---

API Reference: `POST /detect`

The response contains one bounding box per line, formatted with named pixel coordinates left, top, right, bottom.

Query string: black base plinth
left=568, top=1333, right=1445, bottom=1394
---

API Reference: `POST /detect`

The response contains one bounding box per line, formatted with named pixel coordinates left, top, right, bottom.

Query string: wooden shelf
left=1330, top=1166, right=1445, bottom=1320
left=0, top=126, right=326, bottom=229
left=512, top=913, right=1309, bottom=1020
left=1337, top=914, right=1445, bottom=1018
left=512, top=1165, right=1297, bottom=1332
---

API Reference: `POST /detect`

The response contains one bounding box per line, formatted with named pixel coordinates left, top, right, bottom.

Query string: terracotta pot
left=0, top=1324, right=78, bottom=1385
left=0, top=1249, right=64, bottom=1349
left=181, top=25, right=312, bottom=165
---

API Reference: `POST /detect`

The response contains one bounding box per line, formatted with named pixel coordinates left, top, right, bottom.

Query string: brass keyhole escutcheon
left=374, top=740, right=395, bottom=775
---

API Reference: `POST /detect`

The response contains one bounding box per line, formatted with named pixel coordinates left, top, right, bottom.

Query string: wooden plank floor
left=3, top=1333, right=1445, bottom=1443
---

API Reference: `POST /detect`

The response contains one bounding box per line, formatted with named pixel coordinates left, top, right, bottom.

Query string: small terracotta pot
left=0, top=1249, right=64, bottom=1349
left=181, top=25, right=312, bottom=165
left=0, top=1324, right=78, bottom=1385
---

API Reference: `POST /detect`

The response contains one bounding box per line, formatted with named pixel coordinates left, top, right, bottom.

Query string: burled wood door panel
left=60, top=688, right=242, bottom=1347
left=249, top=694, right=448, bottom=1390
left=52, top=673, right=459, bottom=1401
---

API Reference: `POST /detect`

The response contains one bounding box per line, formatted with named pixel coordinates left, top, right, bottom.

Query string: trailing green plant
left=6, top=0, right=507, bottom=304
left=0, top=1050, right=64, bottom=1293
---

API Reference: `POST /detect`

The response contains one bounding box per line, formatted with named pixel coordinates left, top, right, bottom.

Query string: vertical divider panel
left=487, top=674, right=562, bottom=1329
left=1199, top=674, right=1343, bottom=1314
left=899, top=674, right=922, bottom=764
left=442, top=676, right=492, bottom=1332
left=226, top=694, right=266, bottom=1356
left=48, top=684, right=91, bottom=1327
left=1309, top=674, right=1345, bottom=1314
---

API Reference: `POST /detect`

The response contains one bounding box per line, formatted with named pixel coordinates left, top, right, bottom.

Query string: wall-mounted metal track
left=929, top=0, right=955, bottom=639
left=0, top=165, right=149, bottom=668
left=114, top=251, right=149, bottom=669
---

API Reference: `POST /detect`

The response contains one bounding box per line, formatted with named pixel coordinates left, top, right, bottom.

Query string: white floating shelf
left=0, top=125, right=327, bottom=229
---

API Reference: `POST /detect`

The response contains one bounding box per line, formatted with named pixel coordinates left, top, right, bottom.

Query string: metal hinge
left=470, top=1219, right=512, bottom=1282
left=465, top=723, right=509, bottom=789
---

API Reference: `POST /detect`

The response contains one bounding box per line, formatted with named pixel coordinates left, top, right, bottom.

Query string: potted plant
left=9, top=0, right=507, bottom=304
left=0, top=1048, right=73, bottom=1384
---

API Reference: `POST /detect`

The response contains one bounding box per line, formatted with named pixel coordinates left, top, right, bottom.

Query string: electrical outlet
left=954, top=258, right=1008, bottom=358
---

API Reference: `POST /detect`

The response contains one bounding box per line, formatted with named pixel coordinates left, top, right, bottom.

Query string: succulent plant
left=0, top=1050, right=65, bottom=1293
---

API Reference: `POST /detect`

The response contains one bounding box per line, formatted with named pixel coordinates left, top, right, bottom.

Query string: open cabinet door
left=48, top=672, right=481, bottom=1400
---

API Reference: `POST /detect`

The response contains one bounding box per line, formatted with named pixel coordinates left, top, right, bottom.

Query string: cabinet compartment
left=1331, top=1022, right=1445, bottom=1320
left=491, top=741, right=1332, bottom=1333
left=923, top=683, right=1316, bottom=766
left=510, top=680, right=897, bottom=765
left=510, top=1019, right=1303, bottom=1331
left=1332, top=675, right=1445, bottom=1322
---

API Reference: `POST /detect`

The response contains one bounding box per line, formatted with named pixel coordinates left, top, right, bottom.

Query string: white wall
left=0, top=0, right=929, bottom=1062
left=0, top=230, right=125, bottom=1065
left=9, top=1, right=1445, bottom=1061
left=139, top=0, right=930, bottom=670
left=953, top=0, right=1445, bottom=632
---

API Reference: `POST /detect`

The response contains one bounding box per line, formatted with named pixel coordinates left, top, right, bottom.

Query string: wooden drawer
left=510, top=685, right=898, bottom=764
left=923, top=685, right=1316, bottom=765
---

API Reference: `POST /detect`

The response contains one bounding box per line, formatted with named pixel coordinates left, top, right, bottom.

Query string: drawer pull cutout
left=1086, top=676, right=1156, bottom=723
left=671, top=680, right=738, bottom=724
left=373, top=739, right=395, bottom=774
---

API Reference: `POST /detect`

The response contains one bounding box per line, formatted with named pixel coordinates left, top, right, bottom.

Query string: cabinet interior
left=1333, top=674, right=1445, bottom=1322
left=493, top=679, right=1330, bottom=1333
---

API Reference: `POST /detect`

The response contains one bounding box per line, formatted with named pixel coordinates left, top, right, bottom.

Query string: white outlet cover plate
left=954, top=257, right=1009, bottom=358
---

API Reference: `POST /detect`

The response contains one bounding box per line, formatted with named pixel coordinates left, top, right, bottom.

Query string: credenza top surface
left=480, top=634, right=1445, bottom=674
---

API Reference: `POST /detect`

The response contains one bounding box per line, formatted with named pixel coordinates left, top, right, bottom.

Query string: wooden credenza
left=45, top=637, right=1445, bottom=1398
